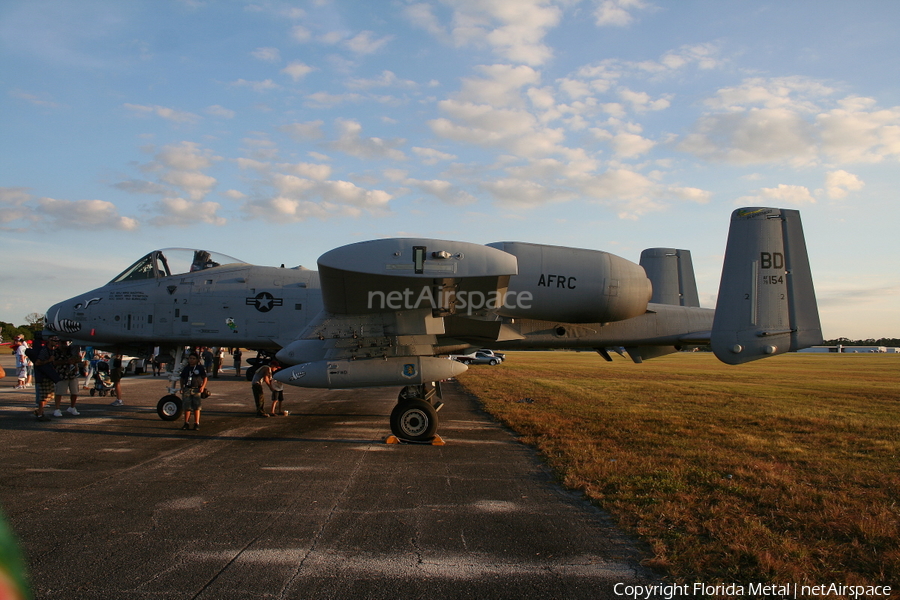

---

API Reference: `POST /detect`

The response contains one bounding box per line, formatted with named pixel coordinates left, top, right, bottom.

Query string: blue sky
left=2, top=0, right=898, bottom=339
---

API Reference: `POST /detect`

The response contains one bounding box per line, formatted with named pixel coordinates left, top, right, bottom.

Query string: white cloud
left=278, top=121, right=325, bottom=141
left=304, top=91, right=364, bottom=108
left=410, top=0, right=562, bottom=66
left=119, top=142, right=220, bottom=204
left=407, top=178, right=477, bottom=205
left=282, top=61, right=315, bottom=81
left=229, top=79, right=280, bottom=92
left=148, top=197, right=226, bottom=227
left=283, top=162, right=332, bottom=181
left=345, top=31, right=393, bottom=54
left=327, top=119, right=406, bottom=161
left=593, top=0, right=649, bottom=27
left=124, top=103, right=200, bottom=123
left=669, top=186, right=711, bottom=204
left=251, top=47, right=280, bottom=61
left=458, top=64, right=541, bottom=107
left=679, top=108, right=819, bottom=166
left=346, top=70, right=417, bottom=90
left=10, top=89, right=61, bottom=108
left=824, top=170, right=864, bottom=199
left=610, top=131, right=656, bottom=157
left=291, top=25, right=312, bottom=42
left=0, top=188, right=137, bottom=230
left=737, top=184, right=817, bottom=206
left=206, top=105, right=235, bottom=119
left=412, top=147, right=457, bottom=165
left=680, top=77, right=900, bottom=167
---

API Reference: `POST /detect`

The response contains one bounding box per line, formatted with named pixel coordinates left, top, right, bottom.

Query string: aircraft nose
left=44, top=299, right=83, bottom=335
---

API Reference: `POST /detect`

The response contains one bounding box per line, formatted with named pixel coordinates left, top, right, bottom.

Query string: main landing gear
left=389, top=382, right=444, bottom=443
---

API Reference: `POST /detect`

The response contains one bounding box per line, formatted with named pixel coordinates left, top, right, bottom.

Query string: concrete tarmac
left=0, top=354, right=662, bottom=599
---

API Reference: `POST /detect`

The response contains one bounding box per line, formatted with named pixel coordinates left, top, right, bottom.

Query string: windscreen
left=110, top=249, right=245, bottom=283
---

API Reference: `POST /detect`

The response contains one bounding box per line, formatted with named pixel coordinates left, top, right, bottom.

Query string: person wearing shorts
left=109, top=354, right=124, bottom=406
left=178, top=353, right=207, bottom=431
left=53, top=340, right=82, bottom=416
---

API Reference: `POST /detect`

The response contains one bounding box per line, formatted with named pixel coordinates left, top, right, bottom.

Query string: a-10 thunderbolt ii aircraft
left=44, top=207, right=822, bottom=442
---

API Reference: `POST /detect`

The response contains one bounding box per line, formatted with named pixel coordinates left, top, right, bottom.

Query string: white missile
left=273, top=356, right=467, bottom=389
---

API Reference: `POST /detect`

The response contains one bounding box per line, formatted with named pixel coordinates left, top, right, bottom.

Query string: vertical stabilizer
left=640, top=248, right=700, bottom=307
left=712, top=207, right=822, bottom=365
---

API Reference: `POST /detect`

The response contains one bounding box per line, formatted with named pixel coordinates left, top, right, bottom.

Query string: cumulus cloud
left=412, top=147, right=457, bottom=165
left=0, top=187, right=137, bottom=230
left=206, top=105, right=235, bottom=119
left=407, top=178, right=477, bottom=205
left=407, top=0, right=562, bottom=66
left=736, top=184, right=817, bottom=207
left=116, top=142, right=221, bottom=206
left=124, top=103, right=200, bottom=123
left=282, top=61, right=315, bottom=81
left=278, top=121, right=325, bottom=141
left=147, top=197, right=226, bottom=227
left=346, top=70, right=417, bottom=90
left=251, top=47, right=280, bottom=61
left=594, top=0, right=650, bottom=27
left=241, top=177, right=392, bottom=222
left=824, top=170, right=864, bottom=199
left=345, top=31, right=393, bottom=54
left=229, top=79, right=280, bottom=92
left=327, top=119, right=406, bottom=161
left=679, top=77, right=900, bottom=167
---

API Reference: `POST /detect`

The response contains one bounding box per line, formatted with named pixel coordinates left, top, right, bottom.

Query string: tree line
left=0, top=314, right=46, bottom=344
left=823, top=337, right=900, bottom=347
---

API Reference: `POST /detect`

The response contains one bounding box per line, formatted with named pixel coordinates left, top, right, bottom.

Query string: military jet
left=44, top=207, right=822, bottom=442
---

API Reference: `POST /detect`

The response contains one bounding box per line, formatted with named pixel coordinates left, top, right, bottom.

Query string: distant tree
left=23, top=312, right=45, bottom=333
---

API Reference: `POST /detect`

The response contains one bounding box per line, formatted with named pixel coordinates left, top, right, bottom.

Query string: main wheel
left=157, top=395, right=182, bottom=421
left=390, top=399, right=438, bottom=442
left=245, top=366, right=257, bottom=381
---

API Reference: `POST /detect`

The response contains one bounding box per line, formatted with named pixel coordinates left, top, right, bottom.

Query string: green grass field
left=457, top=352, right=900, bottom=590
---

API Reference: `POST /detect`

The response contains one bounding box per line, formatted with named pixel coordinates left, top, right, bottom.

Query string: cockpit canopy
left=110, top=249, right=246, bottom=283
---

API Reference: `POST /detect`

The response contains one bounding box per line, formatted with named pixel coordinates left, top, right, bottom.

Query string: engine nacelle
left=273, top=356, right=468, bottom=389
left=486, top=242, right=652, bottom=323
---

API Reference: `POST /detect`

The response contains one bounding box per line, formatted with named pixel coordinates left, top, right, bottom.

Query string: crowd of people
left=9, top=339, right=287, bottom=427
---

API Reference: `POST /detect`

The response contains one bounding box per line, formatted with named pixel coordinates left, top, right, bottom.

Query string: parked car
left=477, top=349, right=506, bottom=361
left=452, top=351, right=502, bottom=366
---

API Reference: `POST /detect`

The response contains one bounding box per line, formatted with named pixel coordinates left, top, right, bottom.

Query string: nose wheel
left=390, top=399, right=438, bottom=442
left=389, top=383, right=444, bottom=442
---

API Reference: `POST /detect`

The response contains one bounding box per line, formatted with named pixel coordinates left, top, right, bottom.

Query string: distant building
left=799, top=345, right=899, bottom=353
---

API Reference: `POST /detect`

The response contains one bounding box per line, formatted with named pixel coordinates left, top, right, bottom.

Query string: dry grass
left=457, top=352, right=900, bottom=589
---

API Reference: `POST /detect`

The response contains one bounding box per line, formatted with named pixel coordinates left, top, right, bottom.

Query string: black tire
left=245, top=366, right=257, bottom=381
left=157, top=395, right=182, bottom=421
left=489, top=359, right=498, bottom=365
left=390, top=399, right=438, bottom=442
left=89, top=389, right=96, bottom=397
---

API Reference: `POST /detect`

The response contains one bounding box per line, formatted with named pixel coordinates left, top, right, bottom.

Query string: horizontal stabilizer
left=712, top=208, right=822, bottom=364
